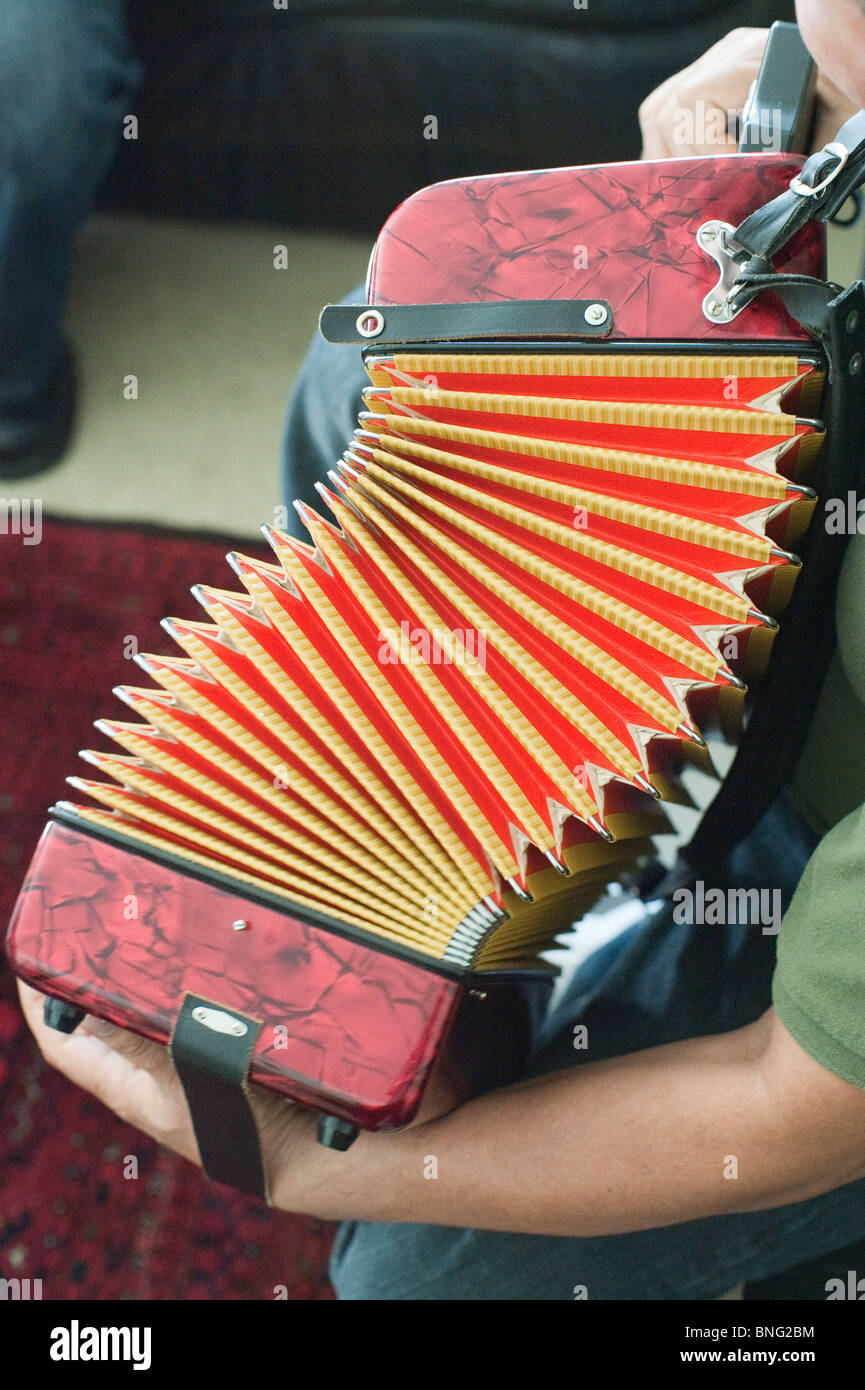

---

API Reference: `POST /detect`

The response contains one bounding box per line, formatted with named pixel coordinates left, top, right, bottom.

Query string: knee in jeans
left=0, top=4, right=136, bottom=179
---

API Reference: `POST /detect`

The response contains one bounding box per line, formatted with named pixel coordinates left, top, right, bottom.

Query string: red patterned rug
left=0, top=516, right=335, bottom=1300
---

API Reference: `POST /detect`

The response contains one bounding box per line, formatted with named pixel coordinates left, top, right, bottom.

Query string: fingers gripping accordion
left=8, top=146, right=865, bottom=1200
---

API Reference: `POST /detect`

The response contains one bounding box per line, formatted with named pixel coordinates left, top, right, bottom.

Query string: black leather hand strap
left=729, top=270, right=844, bottom=339
left=170, top=992, right=269, bottom=1202
left=734, top=110, right=865, bottom=262
left=319, top=299, right=613, bottom=347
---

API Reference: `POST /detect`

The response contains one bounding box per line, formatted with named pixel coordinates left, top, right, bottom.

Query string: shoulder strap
left=721, top=112, right=865, bottom=341
left=734, top=111, right=865, bottom=261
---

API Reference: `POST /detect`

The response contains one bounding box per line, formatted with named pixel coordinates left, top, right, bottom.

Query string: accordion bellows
left=57, top=348, right=823, bottom=971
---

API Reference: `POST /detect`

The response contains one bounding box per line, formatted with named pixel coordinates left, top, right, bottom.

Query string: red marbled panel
left=6, top=821, right=460, bottom=1129
left=368, top=155, right=824, bottom=343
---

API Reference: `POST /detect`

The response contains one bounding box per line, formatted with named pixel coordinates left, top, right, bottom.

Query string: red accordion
left=8, top=135, right=865, bottom=1199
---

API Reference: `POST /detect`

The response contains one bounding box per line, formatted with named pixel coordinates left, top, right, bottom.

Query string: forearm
left=280, top=1011, right=865, bottom=1234
left=19, top=983, right=865, bottom=1239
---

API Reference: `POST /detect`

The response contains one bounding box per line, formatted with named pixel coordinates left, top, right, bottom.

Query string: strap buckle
left=790, top=141, right=849, bottom=199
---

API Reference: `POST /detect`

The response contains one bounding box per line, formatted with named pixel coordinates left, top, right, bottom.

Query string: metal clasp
left=790, top=142, right=849, bottom=199
left=697, top=221, right=752, bottom=325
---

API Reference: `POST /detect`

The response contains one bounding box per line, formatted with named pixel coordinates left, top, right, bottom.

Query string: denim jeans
left=281, top=285, right=369, bottom=535
left=0, top=0, right=140, bottom=411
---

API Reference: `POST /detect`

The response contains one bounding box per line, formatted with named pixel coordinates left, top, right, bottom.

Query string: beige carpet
left=44, top=214, right=370, bottom=538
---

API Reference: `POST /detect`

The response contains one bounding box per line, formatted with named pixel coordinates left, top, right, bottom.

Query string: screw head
left=850, top=352, right=863, bottom=376
left=232, top=919, right=249, bottom=931
left=584, top=303, right=608, bottom=326
left=847, top=310, right=860, bottom=334
left=707, top=300, right=724, bottom=317
left=700, top=227, right=717, bottom=242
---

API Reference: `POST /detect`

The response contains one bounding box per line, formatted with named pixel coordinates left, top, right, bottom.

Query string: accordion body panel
left=7, top=147, right=850, bottom=1154
left=10, top=820, right=549, bottom=1129
left=369, top=155, right=824, bottom=342
left=9, top=820, right=461, bottom=1129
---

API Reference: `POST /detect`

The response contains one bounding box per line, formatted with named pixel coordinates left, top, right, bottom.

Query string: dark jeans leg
left=0, top=0, right=140, bottom=410
left=281, top=285, right=368, bottom=538
left=532, top=786, right=820, bottom=1074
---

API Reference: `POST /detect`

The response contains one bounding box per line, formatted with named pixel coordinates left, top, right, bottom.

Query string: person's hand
left=16, top=980, right=461, bottom=1211
left=639, top=27, right=858, bottom=161
left=16, top=980, right=311, bottom=1175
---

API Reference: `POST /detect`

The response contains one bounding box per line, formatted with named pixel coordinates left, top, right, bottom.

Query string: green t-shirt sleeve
left=773, top=800, right=865, bottom=1090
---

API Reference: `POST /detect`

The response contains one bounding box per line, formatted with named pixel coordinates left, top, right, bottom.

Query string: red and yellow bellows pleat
left=62, top=351, right=824, bottom=971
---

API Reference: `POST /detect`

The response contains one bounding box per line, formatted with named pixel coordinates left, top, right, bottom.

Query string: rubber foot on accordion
left=43, top=998, right=86, bottom=1034
left=317, top=1115, right=359, bottom=1151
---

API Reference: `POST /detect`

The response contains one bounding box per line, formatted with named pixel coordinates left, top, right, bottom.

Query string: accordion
left=8, top=131, right=865, bottom=1199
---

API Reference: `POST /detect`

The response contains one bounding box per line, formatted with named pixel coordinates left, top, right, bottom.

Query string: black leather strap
left=733, top=110, right=865, bottom=263
left=170, top=992, right=268, bottom=1202
left=319, top=299, right=614, bottom=347
left=729, top=271, right=844, bottom=340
